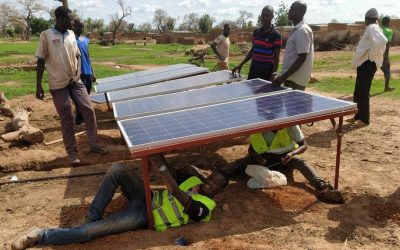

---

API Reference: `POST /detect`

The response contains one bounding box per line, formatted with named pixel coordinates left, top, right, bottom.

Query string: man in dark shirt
left=232, top=5, right=282, bottom=81
left=11, top=154, right=229, bottom=249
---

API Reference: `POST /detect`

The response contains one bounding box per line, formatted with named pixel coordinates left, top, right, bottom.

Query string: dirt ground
left=1, top=51, right=400, bottom=249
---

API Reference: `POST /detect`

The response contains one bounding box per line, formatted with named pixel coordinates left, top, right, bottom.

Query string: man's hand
left=36, top=85, right=44, bottom=100
left=92, top=75, right=97, bottom=83
left=268, top=73, right=277, bottom=82
left=272, top=75, right=285, bottom=87
left=281, top=152, right=293, bottom=166
left=232, top=65, right=242, bottom=75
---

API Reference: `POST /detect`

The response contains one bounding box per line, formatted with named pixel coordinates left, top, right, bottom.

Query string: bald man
left=232, top=6, right=282, bottom=81
left=273, top=1, right=314, bottom=91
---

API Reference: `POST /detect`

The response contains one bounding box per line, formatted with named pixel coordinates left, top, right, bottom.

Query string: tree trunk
left=0, top=92, right=44, bottom=144
left=62, top=0, right=69, bottom=8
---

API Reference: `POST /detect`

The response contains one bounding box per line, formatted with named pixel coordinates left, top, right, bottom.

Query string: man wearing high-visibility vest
left=219, top=125, right=344, bottom=204
left=11, top=154, right=229, bottom=249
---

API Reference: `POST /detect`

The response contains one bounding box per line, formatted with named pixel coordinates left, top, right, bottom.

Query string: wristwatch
left=159, top=165, right=167, bottom=172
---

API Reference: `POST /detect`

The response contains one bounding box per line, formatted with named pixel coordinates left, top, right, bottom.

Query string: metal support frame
left=105, top=93, right=111, bottom=112
left=334, top=116, right=344, bottom=189
left=141, top=156, right=154, bottom=230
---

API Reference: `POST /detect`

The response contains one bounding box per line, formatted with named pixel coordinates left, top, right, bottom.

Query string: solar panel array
left=113, top=79, right=286, bottom=120
left=107, top=70, right=243, bottom=103
left=97, top=64, right=195, bottom=84
left=118, top=91, right=357, bottom=151
left=95, top=66, right=209, bottom=93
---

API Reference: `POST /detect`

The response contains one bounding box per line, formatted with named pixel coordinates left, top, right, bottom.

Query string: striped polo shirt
left=251, top=26, right=282, bottom=69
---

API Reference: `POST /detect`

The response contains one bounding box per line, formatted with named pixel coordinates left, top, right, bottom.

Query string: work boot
left=90, top=144, right=109, bottom=154
left=11, top=227, right=41, bottom=250
left=384, top=86, right=395, bottom=92
left=315, top=182, right=344, bottom=204
left=68, top=153, right=81, bottom=165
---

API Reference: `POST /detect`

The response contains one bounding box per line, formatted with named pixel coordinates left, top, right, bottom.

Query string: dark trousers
left=353, top=60, right=377, bottom=124
left=75, top=74, right=93, bottom=125
left=248, top=65, right=273, bottom=81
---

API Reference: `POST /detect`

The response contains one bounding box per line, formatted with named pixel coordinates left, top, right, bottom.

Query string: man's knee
left=109, top=162, right=130, bottom=177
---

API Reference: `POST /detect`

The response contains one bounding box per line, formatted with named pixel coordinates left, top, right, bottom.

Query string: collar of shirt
left=78, top=35, right=85, bottom=42
left=257, top=25, right=275, bottom=36
left=51, top=26, right=69, bottom=36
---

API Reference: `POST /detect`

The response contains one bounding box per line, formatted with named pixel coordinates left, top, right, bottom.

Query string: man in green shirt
left=381, top=16, right=395, bottom=91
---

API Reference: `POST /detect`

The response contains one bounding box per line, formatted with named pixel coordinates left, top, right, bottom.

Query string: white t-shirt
left=214, top=34, right=230, bottom=63
left=352, top=23, right=388, bottom=68
left=35, top=28, right=81, bottom=90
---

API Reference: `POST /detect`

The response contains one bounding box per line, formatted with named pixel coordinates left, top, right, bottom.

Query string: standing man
left=11, top=155, right=229, bottom=249
left=232, top=5, right=282, bottom=81
left=272, top=1, right=313, bottom=91
left=210, top=24, right=231, bottom=70
left=381, top=16, right=395, bottom=92
left=351, top=8, right=387, bottom=125
left=73, top=19, right=96, bottom=125
left=35, top=6, right=108, bottom=164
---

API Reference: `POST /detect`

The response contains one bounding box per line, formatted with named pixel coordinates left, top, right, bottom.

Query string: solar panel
left=118, top=91, right=357, bottom=151
left=95, top=66, right=209, bottom=93
left=113, top=79, right=287, bottom=120
left=90, top=93, right=107, bottom=103
left=97, top=64, right=195, bottom=84
left=108, top=70, right=243, bottom=104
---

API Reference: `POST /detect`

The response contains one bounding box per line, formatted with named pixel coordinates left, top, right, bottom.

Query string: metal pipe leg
left=334, top=116, right=343, bottom=189
left=141, top=157, right=154, bottom=230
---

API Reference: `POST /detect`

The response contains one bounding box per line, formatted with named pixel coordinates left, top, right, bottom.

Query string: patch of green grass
left=310, top=77, right=400, bottom=99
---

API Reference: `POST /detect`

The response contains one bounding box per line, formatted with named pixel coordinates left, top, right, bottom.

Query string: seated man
left=11, top=154, right=229, bottom=249
left=219, top=125, right=343, bottom=204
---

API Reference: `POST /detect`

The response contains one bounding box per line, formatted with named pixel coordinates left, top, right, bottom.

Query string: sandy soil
left=1, top=87, right=399, bottom=249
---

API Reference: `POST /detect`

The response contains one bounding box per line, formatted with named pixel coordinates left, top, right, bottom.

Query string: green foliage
left=199, top=14, right=214, bottom=33
left=275, top=1, right=291, bottom=26
left=30, top=17, right=51, bottom=36
left=6, top=27, right=15, bottom=39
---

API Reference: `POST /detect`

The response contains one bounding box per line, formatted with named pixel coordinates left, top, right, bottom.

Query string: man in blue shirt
left=73, top=20, right=96, bottom=125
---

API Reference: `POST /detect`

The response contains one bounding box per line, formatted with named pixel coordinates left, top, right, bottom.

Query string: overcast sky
left=3, top=0, right=399, bottom=26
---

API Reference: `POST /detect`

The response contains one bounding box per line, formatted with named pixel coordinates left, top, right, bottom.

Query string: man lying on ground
left=11, top=154, right=229, bottom=249
left=218, top=125, right=344, bottom=204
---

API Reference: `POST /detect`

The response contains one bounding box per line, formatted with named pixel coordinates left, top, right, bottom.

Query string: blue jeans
left=38, top=163, right=147, bottom=245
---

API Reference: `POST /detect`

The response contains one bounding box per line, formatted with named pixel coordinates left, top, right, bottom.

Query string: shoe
left=11, top=227, right=41, bottom=250
left=68, top=153, right=81, bottom=164
left=384, top=87, right=395, bottom=92
left=90, top=145, right=109, bottom=154
left=316, top=183, right=344, bottom=204
left=345, top=117, right=357, bottom=123
left=354, top=120, right=369, bottom=127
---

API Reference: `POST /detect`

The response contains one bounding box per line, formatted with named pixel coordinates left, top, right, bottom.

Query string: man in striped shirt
left=232, top=5, right=282, bottom=81
left=273, top=1, right=313, bottom=91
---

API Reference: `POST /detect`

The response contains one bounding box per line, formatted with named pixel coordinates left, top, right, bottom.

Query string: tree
left=138, top=21, right=152, bottom=32
left=216, top=20, right=238, bottom=29
left=30, top=16, right=50, bottom=36
left=17, top=0, right=46, bottom=40
left=198, top=14, right=215, bottom=33
left=6, top=26, right=16, bottom=41
left=153, top=9, right=175, bottom=32
left=236, top=10, right=253, bottom=28
left=275, top=1, right=291, bottom=26
left=110, top=0, right=132, bottom=44
left=84, top=18, right=104, bottom=32
left=0, top=3, right=25, bottom=38
left=179, top=13, right=199, bottom=31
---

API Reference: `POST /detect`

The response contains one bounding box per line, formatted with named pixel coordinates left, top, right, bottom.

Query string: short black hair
left=382, top=16, right=390, bottom=25
left=55, top=6, right=71, bottom=19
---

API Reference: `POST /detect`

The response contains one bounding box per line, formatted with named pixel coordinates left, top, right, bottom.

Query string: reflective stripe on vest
left=153, top=176, right=216, bottom=232
left=250, top=128, right=298, bottom=155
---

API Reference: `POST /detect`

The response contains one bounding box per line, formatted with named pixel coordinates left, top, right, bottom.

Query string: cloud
left=178, top=0, right=210, bottom=8
left=213, top=7, right=240, bottom=16
left=132, top=4, right=159, bottom=13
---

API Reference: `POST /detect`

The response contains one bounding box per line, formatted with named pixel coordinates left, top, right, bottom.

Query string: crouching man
left=219, top=125, right=344, bottom=204
left=11, top=154, right=229, bottom=249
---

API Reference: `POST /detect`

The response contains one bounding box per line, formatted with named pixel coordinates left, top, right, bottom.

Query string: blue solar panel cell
left=113, top=79, right=286, bottom=120
left=90, top=93, right=107, bottom=103
left=97, top=64, right=195, bottom=84
left=95, top=66, right=209, bottom=93
left=119, top=91, right=356, bottom=151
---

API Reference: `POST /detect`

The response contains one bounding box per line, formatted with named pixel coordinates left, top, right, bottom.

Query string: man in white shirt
left=35, top=6, right=108, bottom=164
left=272, top=1, right=313, bottom=91
left=351, top=8, right=387, bottom=125
left=210, top=24, right=230, bottom=70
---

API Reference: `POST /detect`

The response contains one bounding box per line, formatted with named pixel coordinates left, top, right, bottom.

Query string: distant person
left=11, top=154, right=229, bottom=249
left=350, top=8, right=387, bottom=125
left=35, top=6, right=108, bottom=164
left=232, top=5, right=282, bottom=81
left=210, top=24, right=231, bottom=70
left=218, top=126, right=344, bottom=204
left=272, top=1, right=314, bottom=91
left=381, top=16, right=395, bottom=92
left=73, top=19, right=97, bottom=125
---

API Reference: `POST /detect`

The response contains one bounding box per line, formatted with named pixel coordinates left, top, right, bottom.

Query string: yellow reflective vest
left=152, top=176, right=216, bottom=232
left=250, top=128, right=298, bottom=155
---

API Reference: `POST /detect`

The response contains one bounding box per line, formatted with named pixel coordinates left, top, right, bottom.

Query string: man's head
left=382, top=16, right=390, bottom=27
left=73, top=19, right=84, bottom=37
left=288, top=1, right=307, bottom=23
left=200, top=171, right=229, bottom=197
left=223, top=24, right=230, bottom=37
left=55, top=6, right=73, bottom=32
left=365, top=8, right=379, bottom=25
left=260, top=5, right=274, bottom=27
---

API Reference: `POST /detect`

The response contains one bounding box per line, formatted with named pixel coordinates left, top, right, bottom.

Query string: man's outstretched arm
left=36, top=59, right=45, bottom=100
